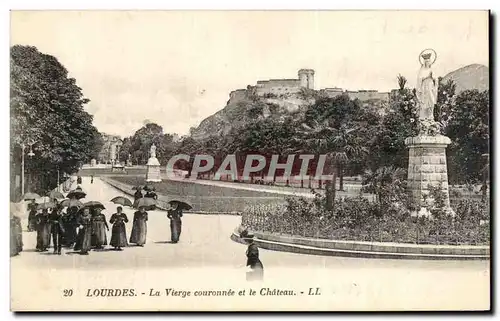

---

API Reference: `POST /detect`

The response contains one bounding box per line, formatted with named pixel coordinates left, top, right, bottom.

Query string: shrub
left=242, top=189, right=490, bottom=245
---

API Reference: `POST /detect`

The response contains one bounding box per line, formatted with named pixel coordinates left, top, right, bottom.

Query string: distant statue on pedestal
left=146, top=144, right=161, bottom=182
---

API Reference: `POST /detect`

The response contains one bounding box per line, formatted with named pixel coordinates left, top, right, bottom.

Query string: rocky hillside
left=442, top=64, right=489, bottom=94
left=190, top=90, right=313, bottom=140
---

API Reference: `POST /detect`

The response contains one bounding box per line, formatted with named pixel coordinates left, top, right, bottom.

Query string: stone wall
left=345, top=90, right=390, bottom=101
left=256, top=79, right=301, bottom=96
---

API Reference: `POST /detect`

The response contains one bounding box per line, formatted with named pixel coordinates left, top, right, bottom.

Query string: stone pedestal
left=146, top=157, right=162, bottom=182
left=405, top=135, right=451, bottom=211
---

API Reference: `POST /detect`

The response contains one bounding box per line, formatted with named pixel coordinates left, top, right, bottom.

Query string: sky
left=10, top=11, right=489, bottom=138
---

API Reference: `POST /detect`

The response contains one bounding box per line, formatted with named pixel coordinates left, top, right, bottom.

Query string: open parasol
left=82, top=201, right=105, bottom=210
left=143, top=185, right=156, bottom=192
left=48, top=190, right=65, bottom=200
left=37, top=202, right=56, bottom=210
left=168, top=200, right=193, bottom=211
left=35, top=196, right=52, bottom=204
left=67, top=188, right=86, bottom=200
left=60, top=198, right=83, bottom=209
left=110, top=196, right=133, bottom=207
left=22, top=192, right=40, bottom=201
left=135, top=197, right=157, bottom=210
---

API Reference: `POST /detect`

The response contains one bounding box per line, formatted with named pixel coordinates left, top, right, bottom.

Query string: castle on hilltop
left=255, top=69, right=315, bottom=95
left=229, top=69, right=390, bottom=102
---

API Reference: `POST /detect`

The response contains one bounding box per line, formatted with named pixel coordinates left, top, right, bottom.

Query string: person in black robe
left=27, top=201, right=38, bottom=232
left=10, top=212, right=23, bottom=256
left=133, top=188, right=143, bottom=200
left=36, top=209, right=51, bottom=252
left=133, top=189, right=143, bottom=208
left=63, top=206, right=79, bottom=247
left=77, top=176, right=82, bottom=185
left=49, top=206, right=65, bottom=255
left=144, top=190, right=158, bottom=200
left=91, top=175, right=94, bottom=184
left=129, top=207, right=148, bottom=246
left=91, top=208, right=109, bottom=249
left=109, top=206, right=129, bottom=250
left=241, top=230, right=264, bottom=281
left=74, top=208, right=92, bottom=255
left=167, top=204, right=183, bottom=243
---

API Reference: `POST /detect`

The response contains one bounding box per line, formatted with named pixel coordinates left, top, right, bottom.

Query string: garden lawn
left=108, top=176, right=287, bottom=213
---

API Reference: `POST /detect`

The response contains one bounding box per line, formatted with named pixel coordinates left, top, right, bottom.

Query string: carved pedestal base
left=405, top=135, right=451, bottom=212
left=146, top=157, right=162, bottom=182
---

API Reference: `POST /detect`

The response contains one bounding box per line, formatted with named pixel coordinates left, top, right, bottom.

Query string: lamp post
left=481, top=153, right=489, bottom=201
left=57, top=165, right=60, bottom=192
left=20, top=140, right=36, bottom=196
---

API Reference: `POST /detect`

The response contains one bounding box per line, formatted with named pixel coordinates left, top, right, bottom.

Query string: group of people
left=26, top=200, right=141, bottom=255
left=133, top=186, right=183, bottom=243
left=17, top=183, right=185, bottom=256
left=11, top=180, right=264, bottom=283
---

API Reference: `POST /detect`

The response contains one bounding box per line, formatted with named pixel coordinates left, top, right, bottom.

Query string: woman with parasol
left=109, top=206, right=129, bottom=251
left=167, top=201, right=187, bottom=243
left=91, top=207, right=109, bottom=249
left=35, top=208, right=52, bottom=252
left=240, top=229, right=264, bottom=281
left=74, top=207, right=93, bottom=255
left=130, top=206, right=148, bottom=247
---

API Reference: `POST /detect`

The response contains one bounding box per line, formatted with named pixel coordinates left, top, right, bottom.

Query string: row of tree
left=10, top=45, right=104, bottom=199
left=121, top=74, right=489, bottom=196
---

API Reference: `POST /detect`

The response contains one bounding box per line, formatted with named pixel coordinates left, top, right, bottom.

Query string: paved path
left=10, top=177, right=490, bottom=311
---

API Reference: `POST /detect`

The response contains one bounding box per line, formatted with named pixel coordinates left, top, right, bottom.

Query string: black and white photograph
left=9, top=10, right=490, bottom=311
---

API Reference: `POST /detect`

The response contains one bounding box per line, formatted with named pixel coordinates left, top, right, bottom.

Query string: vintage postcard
left=9, top=10, right=490, bottom=311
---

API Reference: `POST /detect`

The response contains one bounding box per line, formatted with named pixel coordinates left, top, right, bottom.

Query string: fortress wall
left=257, top=79, right=300, bottom=87
left=346, top=91, right=390, bottom=101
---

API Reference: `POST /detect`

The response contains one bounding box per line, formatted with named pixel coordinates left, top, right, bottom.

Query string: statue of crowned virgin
left=415, top=49, right=440, bottom=134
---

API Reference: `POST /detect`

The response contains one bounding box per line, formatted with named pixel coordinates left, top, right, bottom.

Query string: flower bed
left=241, top=195, right=490, bottom=246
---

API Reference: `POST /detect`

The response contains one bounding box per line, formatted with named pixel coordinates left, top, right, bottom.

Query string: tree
left=297, top=120, right=354, bottom=210
left=304, top=94, right=362, bottom=129
left=119, top=137, right=132, bottom=163
left=435, top=77, right=457, bottom=125
left=129, top=122, right=164, bottom=165
left=368, top=75, right=418, bottom=171
left=91, top=131, right=104, bottom=160
left=174, top=136, right=201, bottom=177
left=445, top=89, right=489, bottom=183
left=330, top=125, right=368, bottom=191
left=362, top=166, right=406, bottom=203
left=10, top=45, right=101, bottom=196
